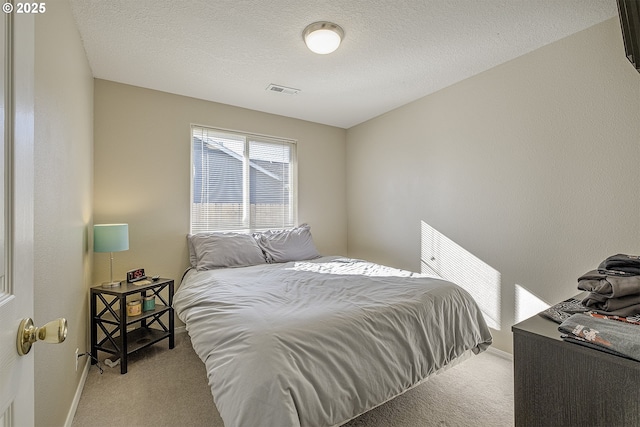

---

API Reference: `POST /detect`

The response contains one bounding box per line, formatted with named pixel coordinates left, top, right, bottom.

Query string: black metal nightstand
left=90, top=278, right=174, bottom=374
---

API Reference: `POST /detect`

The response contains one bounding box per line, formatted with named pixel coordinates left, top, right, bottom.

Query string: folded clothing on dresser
left=578, top=270, right=640, bottom=298
left=578, top=254, right=640, bottom=317
left=578, top=272, right=640, bottom=316
left=597, top=253, right=640, bottom=277
left=559, top=313, right=640, bottom=362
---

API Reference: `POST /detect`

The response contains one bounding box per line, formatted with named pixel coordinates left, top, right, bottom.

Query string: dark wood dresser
left=512, top=310, right=640, bottom=426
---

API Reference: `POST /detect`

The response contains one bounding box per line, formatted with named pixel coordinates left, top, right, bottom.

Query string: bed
left=174, top=225, right=492, bottom=427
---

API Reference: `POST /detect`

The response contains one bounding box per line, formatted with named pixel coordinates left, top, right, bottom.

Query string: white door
left=0, top=8, right=35, bottom=427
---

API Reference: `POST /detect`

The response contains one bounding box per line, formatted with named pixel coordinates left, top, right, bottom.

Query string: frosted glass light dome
left=303, top=22, right=344, bottom=55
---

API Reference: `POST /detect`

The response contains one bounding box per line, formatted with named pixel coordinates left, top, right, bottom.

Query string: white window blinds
left=191, top=126, right=297, bottom=233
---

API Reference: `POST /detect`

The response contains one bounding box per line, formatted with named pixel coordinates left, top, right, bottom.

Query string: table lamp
left=94, top=223, right=129, bottom=288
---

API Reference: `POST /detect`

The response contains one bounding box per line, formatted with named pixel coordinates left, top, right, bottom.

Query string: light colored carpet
left=72, top=333, right=514, bottom=427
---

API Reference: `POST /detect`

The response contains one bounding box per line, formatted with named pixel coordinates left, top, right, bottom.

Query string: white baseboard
left=64, top=357, right=91, bottom=427
left=486, top=346, right=513, bottom=361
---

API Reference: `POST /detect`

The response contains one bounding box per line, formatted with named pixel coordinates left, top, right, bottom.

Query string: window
left=191, top=125, right=297, bottom=233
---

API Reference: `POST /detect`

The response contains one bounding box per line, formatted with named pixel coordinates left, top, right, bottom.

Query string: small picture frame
left=126, top=268, right=147, bottom=283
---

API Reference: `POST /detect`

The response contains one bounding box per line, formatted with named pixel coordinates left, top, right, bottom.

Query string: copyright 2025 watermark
left=3, top=3, right=47, bottom=14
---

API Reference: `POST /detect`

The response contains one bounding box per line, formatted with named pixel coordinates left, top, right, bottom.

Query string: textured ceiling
left=69, top=0, right=618, bottom=128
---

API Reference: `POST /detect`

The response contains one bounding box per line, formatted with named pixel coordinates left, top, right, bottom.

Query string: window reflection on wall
left=514, top=284, right=549, bottom=323
left=420, top=221, right=501, bottom=330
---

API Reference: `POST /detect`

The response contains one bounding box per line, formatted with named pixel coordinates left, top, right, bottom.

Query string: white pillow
left=256, top=224, right=320, bottom=263
left=188, top=232, right=266, bottom=270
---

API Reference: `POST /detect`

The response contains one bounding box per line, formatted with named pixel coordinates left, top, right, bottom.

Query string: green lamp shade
left=94, top=224, right=129, bottom=253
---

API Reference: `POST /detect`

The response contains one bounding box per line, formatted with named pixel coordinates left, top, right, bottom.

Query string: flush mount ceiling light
left=303, top=21, right=344, bottom=54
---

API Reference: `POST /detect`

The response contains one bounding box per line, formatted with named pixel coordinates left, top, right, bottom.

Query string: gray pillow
left=187, top=233, right=208, bottom=267
left=187, top=231, right=229, bottom=267
left=188, top=232, right=266, bottom=270
left=256, top=224, right=320, bottom=263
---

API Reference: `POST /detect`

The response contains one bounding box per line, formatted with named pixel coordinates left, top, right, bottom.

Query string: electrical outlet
left=75, top=348, right=79, bottom=371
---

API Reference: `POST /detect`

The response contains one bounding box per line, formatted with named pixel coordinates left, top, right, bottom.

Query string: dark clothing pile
left=597, top=253, right=640, bottom=276
left=556, top=254, right=640, bottom=361
left=578, top=254, right=640, bottom=317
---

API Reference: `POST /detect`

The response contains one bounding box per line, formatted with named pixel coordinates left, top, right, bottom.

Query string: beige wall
left=93, top=80, right=347, bottom=288
left=346, top=18, right=640, bottom=353
left=34, top=0, right=94, bottom=425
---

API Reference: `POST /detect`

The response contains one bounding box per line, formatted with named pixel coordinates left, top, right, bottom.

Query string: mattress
left=173, top=256, right=492, bottom=427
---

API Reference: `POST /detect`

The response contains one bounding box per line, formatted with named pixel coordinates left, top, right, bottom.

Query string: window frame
left=190, top=124, right=298, bottom=234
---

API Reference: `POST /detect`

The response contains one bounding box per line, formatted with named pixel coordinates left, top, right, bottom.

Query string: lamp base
left=101, top=281, right=121, bottom=288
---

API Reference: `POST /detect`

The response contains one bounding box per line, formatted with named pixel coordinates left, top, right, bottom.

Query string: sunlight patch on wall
left=420, top=221, right=501, bottom=330
left=514, top=284, right=550, bottom=323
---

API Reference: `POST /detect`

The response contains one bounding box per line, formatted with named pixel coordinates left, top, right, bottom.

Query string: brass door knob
left=16, top=317, right=67, bottom=356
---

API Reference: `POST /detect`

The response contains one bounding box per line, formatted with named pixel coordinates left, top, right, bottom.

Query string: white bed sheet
left=173, top=256, right=492, bottom=427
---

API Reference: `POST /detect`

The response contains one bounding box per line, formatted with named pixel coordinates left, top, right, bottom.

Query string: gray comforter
left=173, top=256, right=492, bottom=427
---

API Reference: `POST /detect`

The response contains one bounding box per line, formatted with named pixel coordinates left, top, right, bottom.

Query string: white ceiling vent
left=266, top=84, right=300, bottom=95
